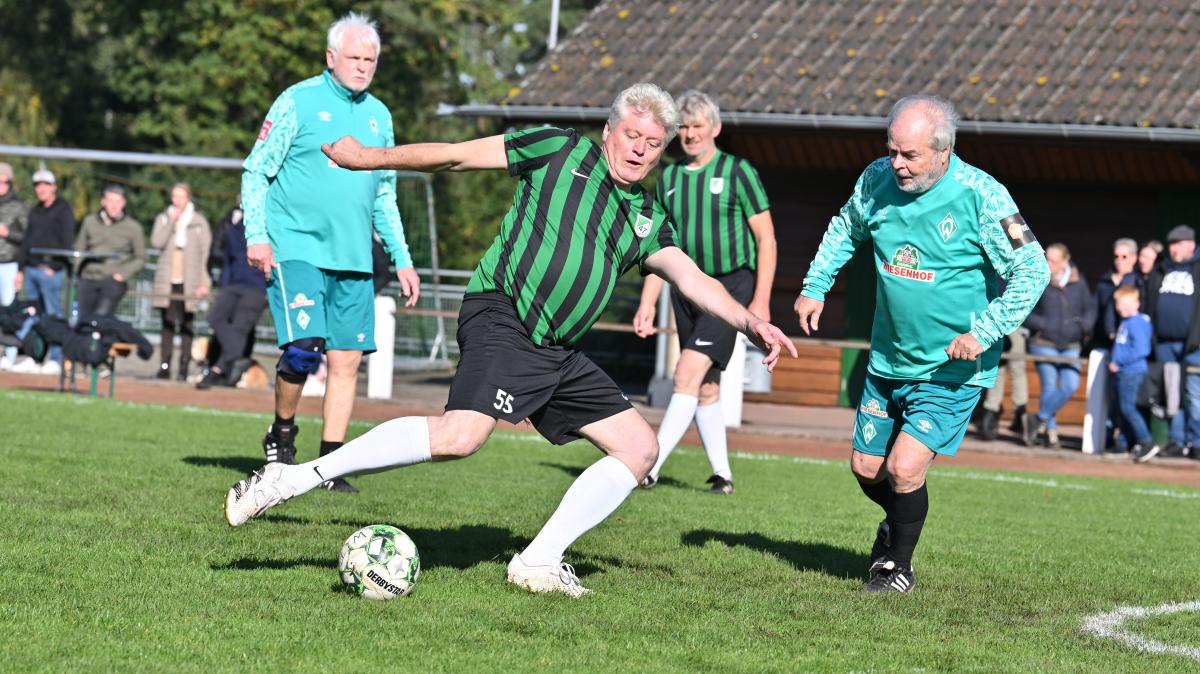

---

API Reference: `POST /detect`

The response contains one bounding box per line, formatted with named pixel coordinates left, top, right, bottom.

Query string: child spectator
left=1108, top=285, right=1157, bottom=461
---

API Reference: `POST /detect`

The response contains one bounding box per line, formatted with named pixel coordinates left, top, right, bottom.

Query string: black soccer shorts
left=670, top=267, right=755, bottom=375
left=446, top=293, right=633, bottom=445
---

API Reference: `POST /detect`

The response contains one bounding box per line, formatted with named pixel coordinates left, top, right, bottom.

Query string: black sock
left=857, top=478, right=893, bottom=512
left=888, top=484, right=928, bottom=567
left=319, top=440, right=344, bottom=457
left=272, top=414, right=295, bottom=433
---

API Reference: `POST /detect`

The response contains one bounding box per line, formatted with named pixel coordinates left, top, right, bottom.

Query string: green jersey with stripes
left=801, top=154, right=1050, bottom=387
left=656, top=150, right=769, bottom=275
left=465, top=127, right=678, bottom=347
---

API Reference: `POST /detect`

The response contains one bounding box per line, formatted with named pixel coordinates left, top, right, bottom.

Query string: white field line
left=1081, top=601, right=1200, bottom=662
left=3, top=389, right=1198, bottom=499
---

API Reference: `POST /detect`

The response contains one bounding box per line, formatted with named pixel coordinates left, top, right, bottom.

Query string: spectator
left=1093, top=238, right=1141, bottom=348
left=1139, top=240, right=1162, bottom=276
left=0, top=162, right=28, bottom=370
left=1107, top=286, right=1157, bottom=461
left=977, top=326, right=1029, bottom=440
left=1023, top=243, right=1097, bottom=447
left=16, top=168, right=75, bottom=374
left=197, top=203, right=266, bottom=389
left=150, top=182, right=212, bottom=381
left=74, top=185, right=145, bottom=318
left=1141, top=224, right=1200, bottom=457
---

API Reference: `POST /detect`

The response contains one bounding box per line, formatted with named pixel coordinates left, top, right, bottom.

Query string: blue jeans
left=1029, top=344, right=1081, bottom=430
left=23, top=265, right=64, bottom=362
left=1152, top=341, right=1200, bottom=445
left=0, top=261, right=17, bottom=362
left=1115, top=371, right=1151, bottom=445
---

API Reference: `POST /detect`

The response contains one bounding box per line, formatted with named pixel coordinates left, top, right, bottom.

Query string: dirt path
left=5, top=371, right=1198, bottom=487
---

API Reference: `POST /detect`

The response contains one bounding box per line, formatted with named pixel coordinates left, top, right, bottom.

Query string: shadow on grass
left=183, top=455, right=264, bottom=474
left=214, top=522, right=530, bottom=572
left=681, top=529, right=864, bottom=580
left=538, top=462, right=689, bottom=489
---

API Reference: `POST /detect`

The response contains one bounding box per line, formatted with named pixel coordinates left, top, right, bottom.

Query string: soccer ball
left=337, top=524, right=420, bottom=600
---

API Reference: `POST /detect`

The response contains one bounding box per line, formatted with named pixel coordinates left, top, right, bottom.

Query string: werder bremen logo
left=938, top=213, right=957, bottom=242
left=859, top=398, right=889, bottom=419
left=881, top=244, right=936, bottom=283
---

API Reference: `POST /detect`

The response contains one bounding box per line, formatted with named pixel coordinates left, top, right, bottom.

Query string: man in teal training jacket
left=241, top=11, right=420, bottom=492
left=795, top=96, right=1049, bottom=593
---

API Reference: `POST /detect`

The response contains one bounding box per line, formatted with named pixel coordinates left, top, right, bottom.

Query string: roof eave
left=438, top=103, right=1200, bottom=144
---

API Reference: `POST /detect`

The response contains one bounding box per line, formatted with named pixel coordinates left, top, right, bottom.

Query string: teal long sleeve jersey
left=241, top=70, right=412, bottom=273
left=801, top=155, right=1050, bottom=387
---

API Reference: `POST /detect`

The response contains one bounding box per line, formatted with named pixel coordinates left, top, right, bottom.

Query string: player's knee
left=698, top=381, right=720, bottom=405
left=277, top=338, right=325, bottom=383
left=885, top=455, right=927, bottom=491
left=851, top=453, right=886, bottom=482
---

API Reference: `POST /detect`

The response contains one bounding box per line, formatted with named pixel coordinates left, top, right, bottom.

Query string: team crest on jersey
left=369, top=116, right=379, bottom=134
left=296, top=310, right=311, bottom=330
left=317, top=111, right=332, bottom=122
left=289, top=293, right=316, bottom=310
left=634, top=214, right=653, bottom=238
left=709, top=177, right=724, bottom=195
left=881, top=245, right=936, bottom=283
left=859, top=398, right=889, bottom=418
left=861, top=419, right=878, bottom=444
left=938, top=213, right=957, bottom=242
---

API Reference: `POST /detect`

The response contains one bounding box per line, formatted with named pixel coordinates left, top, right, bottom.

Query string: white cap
left=32, top=168, right=56, bottom=185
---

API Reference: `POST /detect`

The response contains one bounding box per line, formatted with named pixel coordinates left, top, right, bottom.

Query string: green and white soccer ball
left=337, top=524, right=420, bottom=600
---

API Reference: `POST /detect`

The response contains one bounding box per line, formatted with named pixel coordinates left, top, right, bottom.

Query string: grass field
left=2, top=388, right=1199, bottom=672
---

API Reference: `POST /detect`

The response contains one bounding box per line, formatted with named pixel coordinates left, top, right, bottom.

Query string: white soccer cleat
left=224, top=463, right=295, bottom=527
left=505, top=553, right=591, bottom=598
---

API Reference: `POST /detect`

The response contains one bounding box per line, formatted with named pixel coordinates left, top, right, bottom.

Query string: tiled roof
left=508, top=0, right=1200, bottom=129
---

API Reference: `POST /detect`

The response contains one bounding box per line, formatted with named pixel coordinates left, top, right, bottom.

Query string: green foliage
left=3, top=389, right=1200, bottom=671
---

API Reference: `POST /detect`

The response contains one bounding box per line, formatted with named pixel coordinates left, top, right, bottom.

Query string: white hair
left=887, top=95, right=959, bottom=151
left=328, top=12, right=380, bottom=58
left=676, top=90, right=721, bottom=127
left=608, top=83, right=681, bottom=143
left=1113, top=237, right=1138, bottom=254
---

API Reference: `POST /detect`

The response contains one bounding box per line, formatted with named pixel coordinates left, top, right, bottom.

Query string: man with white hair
left=241, top=12, right=420, bottom=493
left=225, top=82, right=798, bottom=597
left=632, top=90, right=777, bottom=495
left=795, top=95, right=1049, bottom=592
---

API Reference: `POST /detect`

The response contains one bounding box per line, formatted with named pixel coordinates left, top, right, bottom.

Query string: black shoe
left=1132, top=443, right=1161, bottom=463
left=869, top=520, right=891, bottom=562
left=979, top=409, right=999, bottom=440
left=863, top=557, right=915, bottom=593
left=705, top=474, right=734, bottom=495
left=1022, top=412, right=1042, bottom=447
left=1008, top=406, right=1026, bottom=433
left=156, top=363, right=170, bottom=380
left=1160, top=442, right=1185, bottom=458
left=639, top=474, right=658, bottom=489
left=262, top=425, right=298, bottom=465
left=320, top=477, right=358, bottom=493
left=196, top=370, right=225, bottom=390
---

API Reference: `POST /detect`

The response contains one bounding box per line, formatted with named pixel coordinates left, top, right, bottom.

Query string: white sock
left=279, top=416, right=432, bottom=494
left=520, top=455, right=638, bottom=566
left=649, top=393, right=698, bottom=479
left=695, top=401, right=731, bottom=479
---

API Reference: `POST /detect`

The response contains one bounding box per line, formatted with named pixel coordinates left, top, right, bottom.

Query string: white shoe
left=505, top=553, right=591, bottom=598
left=10, top=357, right=41, bottom=373
left=224, top=463, right=295, bottom=527
left=41, top=360, right=62, bottom=375
left=0, top=356, right=12, bottom=371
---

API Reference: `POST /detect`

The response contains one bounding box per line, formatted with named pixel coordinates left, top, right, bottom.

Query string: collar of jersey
left=680, top=149, right=723, bottom=173
left=323, top=70, right=366, bottom=103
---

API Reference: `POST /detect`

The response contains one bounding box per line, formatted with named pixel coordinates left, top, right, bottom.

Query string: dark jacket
left=215, top=209, right=265, bottom=291
left=21, top=198, right=76, bottom=270
left=0, top=191, right=28, bottom=263
left=1092, top=269, right=1142, bottom=348
left=1142, top=257, right=1200, bottom=353
left=1025, top=264, right=1097, bottom=350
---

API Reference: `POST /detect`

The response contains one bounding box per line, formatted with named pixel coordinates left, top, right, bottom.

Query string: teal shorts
left=266, top=260, right=376, bottom=352
left=853, top=373, right=983, bottom=457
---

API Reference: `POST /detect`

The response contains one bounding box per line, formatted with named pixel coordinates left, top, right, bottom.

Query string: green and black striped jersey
left=465, top=127, right=678, bottom=347
left=656, top=150, right=770, bottom=276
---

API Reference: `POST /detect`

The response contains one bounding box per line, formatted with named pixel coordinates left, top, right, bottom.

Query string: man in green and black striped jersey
left=633, top=91, right=777, bottom=495
left=223, top=83, right=797, bottom=598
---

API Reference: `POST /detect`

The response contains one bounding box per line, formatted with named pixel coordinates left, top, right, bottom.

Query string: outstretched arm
left=323, top=135, right=507, bottom=173
left=645, top=246, right=797, bottom=371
